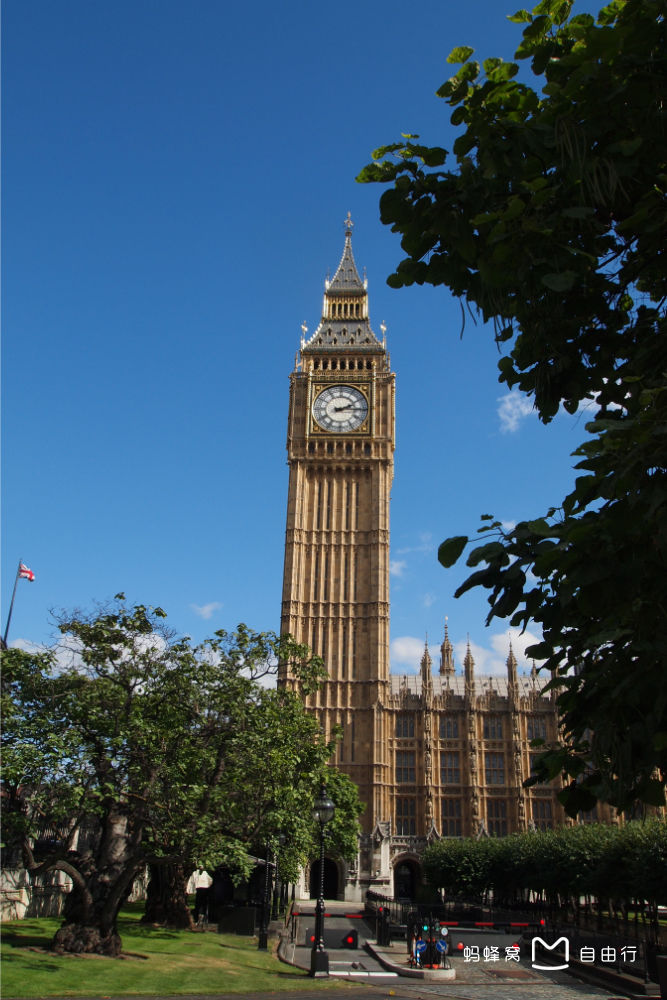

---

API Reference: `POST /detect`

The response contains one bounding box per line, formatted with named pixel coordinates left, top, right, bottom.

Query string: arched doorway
left=309, top=858, right=338, bottom=899
left=394, top=859, right=419, bottom=901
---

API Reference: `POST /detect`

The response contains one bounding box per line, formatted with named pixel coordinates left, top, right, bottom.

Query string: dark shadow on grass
left=117, top=922, right=182, bottom=940
left=3, top=932, right=53, bottom=949
left=1, top=953, right=61, bottom=971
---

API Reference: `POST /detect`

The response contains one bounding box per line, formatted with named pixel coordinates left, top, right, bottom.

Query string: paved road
left=370, top=970, right=619, bottom=998
left=283, top=910, right=624, bottom=999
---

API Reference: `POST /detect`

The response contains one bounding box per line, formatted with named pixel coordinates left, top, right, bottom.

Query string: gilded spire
left=326, top=213, right=365, bottom=294
left=301, top=218, right=383, bottom=353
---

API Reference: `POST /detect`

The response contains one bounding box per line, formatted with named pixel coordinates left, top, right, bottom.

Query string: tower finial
left=344, top=211, right=354, bottom=234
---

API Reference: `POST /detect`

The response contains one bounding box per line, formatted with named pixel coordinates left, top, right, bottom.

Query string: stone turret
left=464, top=638, right=475, bottom=700
left=507, top=640, right=518, bottom=707
left=440, top=619, right=455, bottom=677
left=420, top=639, right=433, bottom=701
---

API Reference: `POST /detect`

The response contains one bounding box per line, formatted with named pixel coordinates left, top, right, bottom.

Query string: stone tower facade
left=279, top=215, right=394, bottom=861
left=280, top=220, right=614, bottom=903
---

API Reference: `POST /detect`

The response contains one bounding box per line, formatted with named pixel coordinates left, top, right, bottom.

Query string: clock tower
left=280, top=216, right=395, bottom=894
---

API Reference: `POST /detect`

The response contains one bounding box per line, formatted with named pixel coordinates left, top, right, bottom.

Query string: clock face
left=312, top=384, right=368, bottom=432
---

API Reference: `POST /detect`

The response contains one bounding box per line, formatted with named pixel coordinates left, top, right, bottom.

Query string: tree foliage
left=1, top=597, right=361, bottom=953
left=422, top=821, right=667, bottom=940
left=359, top=0, right=667, bottom=814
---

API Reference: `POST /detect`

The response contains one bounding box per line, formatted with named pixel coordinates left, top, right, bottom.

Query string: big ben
left=279, top=218, right=600, bottom=903
left=279, top=215, right=395, bottom=896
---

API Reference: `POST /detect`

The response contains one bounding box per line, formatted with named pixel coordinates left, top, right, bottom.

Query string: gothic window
left=396, top=714, right=415, bottom=738
left=532, top=800, right=553, bottom=830
left=396, top=797, right=416, bottom=835
left=527, top=716, right=547, bottom=740
left=440, top=751, right=460, bottom=784
left=483, top=716, right=503, bottom=739
left=485, top=752, right=505, bottom=785
left=395, top=751, right=415, bottom=783
left=487, top=799, right=508, bottom=836
left=529, top=752, right=557, bottom=784
left=439, top=717, right=459, bottom=739
left=441, top=798, right=462, bottom=836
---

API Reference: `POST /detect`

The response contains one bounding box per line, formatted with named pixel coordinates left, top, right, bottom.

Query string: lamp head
left=312, top=783, right=335, bottom=825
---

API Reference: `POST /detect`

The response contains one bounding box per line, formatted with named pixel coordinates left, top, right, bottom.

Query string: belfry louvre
left=278, top=218, right=613, bottom=902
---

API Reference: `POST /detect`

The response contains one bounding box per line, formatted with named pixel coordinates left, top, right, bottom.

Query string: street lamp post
left=271, top=833, right=286, bottom=921
left=257, top=844, right=272, bottom=950
left=310, top=783, right=335, bottom=978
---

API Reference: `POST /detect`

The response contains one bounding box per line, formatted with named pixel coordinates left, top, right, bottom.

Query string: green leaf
left=507, top=9, right=532, bottom=23
left=437, top=535, right=468, bottom=567
left=447, top=45, right=475, bottom=64
left=466, top=541, right=506, bottom=567
left=541, top=271, right=576, bottom=291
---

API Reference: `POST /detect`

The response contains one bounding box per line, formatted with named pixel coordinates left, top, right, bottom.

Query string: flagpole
left=3, top=560, right=22, bottom=647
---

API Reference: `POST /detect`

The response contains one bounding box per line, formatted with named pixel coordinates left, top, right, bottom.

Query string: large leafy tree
left=1, top=598, right=359, bottom=954
left=359, top=0, right=666, bottom=814
left=422, top=821, right=667, bottom=940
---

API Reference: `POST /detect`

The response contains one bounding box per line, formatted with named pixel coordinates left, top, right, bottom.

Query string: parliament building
left=279, top=218, right=613, bottom=902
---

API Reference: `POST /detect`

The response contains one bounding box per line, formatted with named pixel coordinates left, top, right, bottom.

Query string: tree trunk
left=46, top=812, right=140, bottom=956
left=53, top=921, right=122, bottom=956
left=52, top=883, right=123, bottom=955
left=142, top=863, right=194, bottom=929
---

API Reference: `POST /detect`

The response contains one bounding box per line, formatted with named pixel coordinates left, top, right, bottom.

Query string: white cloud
left=454, top=628, right=544, bottom=676
left=497, top=392, right=534, bottom=433
left=10, top=634, right=86, bottom=674
left=390, top=636, right=426, bottom=673
left=453, top=638, right=505, bottom=676
left=396, top=532, right=433, bottom=556
left=490, top=629, right=543, bottom=666
left=390, top=560, right=407, bottom=577
left=191, top=601, right=223, bottom=620
left=390, top=627, right=544, bottom=679
left=422, top=593, right=436, bottom=608
left=9, top=637, right=47, bottom=654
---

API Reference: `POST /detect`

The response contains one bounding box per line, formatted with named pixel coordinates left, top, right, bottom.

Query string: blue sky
left=3, top=0, right=595, bottom=676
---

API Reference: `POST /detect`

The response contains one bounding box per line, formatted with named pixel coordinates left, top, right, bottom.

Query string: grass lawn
left=1, top=907, right=347, bottom=998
